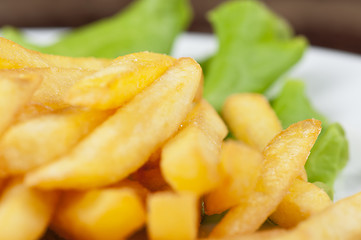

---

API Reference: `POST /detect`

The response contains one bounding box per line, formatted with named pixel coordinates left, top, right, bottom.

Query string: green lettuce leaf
left=272, top=80, right=349, bottom=199
left=2, top=0, right=192, bottom=58
left=203, top=0, right=307, bottom=111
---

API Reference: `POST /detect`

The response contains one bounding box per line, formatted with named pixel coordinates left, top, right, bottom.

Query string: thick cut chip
left=236, top=191, right=361, bottom=240
left=0, top=178, right=58, bottom=240
left=270, top=179, right=332, bottom=228
left=52, top=181, right=146, bottom=240
left=0, top=71, right=41, bottom=135
left=210, top=119, right=322, bottom=237
left=66, top=52, right=176, bottom=109
left=38, top=53, right=111, bottom=70
left=0, top=37, right=111, bottom=70
left=222, top=93, right=282, bottom=151
left=0, top=108, right=112, bottom=175
left=161, top=100, right=228, bottom=195
left=0, top=37, right=49, bottom=69
left=147, top=192, right=199, bottom=240
left=25, top=57, right=202, bottom=189
left=204, top=140, right=263, bottom=215
left=0, top=68, right=94, bottom=109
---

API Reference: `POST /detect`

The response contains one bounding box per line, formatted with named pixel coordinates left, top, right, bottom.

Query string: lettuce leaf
left=2, top=0, right=192, bottom=58
left=203, top=0, right=307, bottom=111
left=272, top=80, right=349, bottom=199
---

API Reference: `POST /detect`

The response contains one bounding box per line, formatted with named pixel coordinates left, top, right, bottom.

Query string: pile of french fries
left=0, top=37, right=360, bottom=240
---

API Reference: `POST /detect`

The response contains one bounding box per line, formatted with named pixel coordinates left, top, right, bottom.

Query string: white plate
left=2, top=30, right=361, bottom=200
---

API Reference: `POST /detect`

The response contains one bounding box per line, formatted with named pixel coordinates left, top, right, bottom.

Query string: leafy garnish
left=2, top=0, right=192, bottom=58
left=272, top=80, right=349, bottom=198
left=203, top=0, right=307, bottom=111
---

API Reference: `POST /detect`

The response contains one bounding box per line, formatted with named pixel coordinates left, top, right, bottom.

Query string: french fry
left=0, top=37, right=111, bottom=70
left=161, top=100, right=228, bottom=195
left=270, top=178, right=332, bottom=228
left=52, top=181, right=147, bottom=240
left=147, top=192, right=199, bottom=240
left=222, top=93, right=282, bottom=151
left=204, top=140, right=263, bottom=215
left=0, top=108, right=112, bottom=175
left=66, top=52, right=176, bottom=109
left=0, top=68, right=94, bottom=109
left=235, top=191, right=361, bottom=240
left=25, top=57, right=202, bottom=189
left=38, top=54, right=111, bottom=70
left=0, top=178, right=58, bottom=240
left=210, top=119, right=321, bottom=237
left=0, top=71, right=41, bottom=135
left=0, top=37, right=49, bottom=69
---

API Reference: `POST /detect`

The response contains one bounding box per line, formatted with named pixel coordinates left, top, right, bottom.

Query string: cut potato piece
left=0, top=71, right=41, bottom=136
left=66, top=52, right=176, bottom=109
left=210, top=119, right=321, bottom=237
left=204, top=140, right=263, bottom=215
left=222, top=93, right=282, bottom=151
left=0, top=178, right=58, bottom=240
left=52, top=181, right=146, bottom=240
left=161, top=100, right=227, bottom=195
left=270, top=179, right=332, bottom=228
left=0, top=108, right=112, bottom=175
left=25, top=57, right=202, bottom=189
left=147, top=192, right=199, bottom=240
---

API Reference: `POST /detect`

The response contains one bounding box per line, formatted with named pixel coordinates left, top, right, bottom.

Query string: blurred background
left=0, top=0, right=360, bottom=54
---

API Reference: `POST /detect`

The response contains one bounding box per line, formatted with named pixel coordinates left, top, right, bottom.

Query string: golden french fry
left=0, top=68, right=94, bottom=109
left=236, top=191, right=361, bottom=240
left=38, top=53, right=111, bottom=70
left=0, top=37, right=49, bottom=69
left=0, top=178, right=58, bottom=240
left=161, top=100, right=227, bottom=195
left=52, top=181, right=147, bottom=240
left=66, top=52, right=176, bottom=109
left=0, top=37, right=111, bottom=70
left=0, top=71, right=41, bottom=135
left=25, top=57, right=202, bottom=189
left=222, top=93, right=282, bottom=151
left=204, top=140, right=263, bottom=215
left=147, top=192, right=199, bottom=240
left=270, top=178, right=332, bottom=228
left=210, top=119, right=322, bottom=238
left=0, top=108, right=112, bottom=175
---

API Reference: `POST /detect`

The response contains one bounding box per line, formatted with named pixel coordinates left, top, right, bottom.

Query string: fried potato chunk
left=66, top=52, right=176, bottom=109
left=161, top=100, right=227, bottom=196
left=270, top=178, right=332, bottom=228
left=0, top=178, right=58, bottom=240
left=0, top=71, right=41, bottom=135
left=222, top=93, right=282, bottom=151
left=0, top=108, right=112, bottom=175
left=25, top=57, right=202, bottom=189
left=147, top=192, right=199, bottom=240
left=210, top=119, right=321, bottom=237
left=52, top=181, right=146, bottom=240
left=204, top=140, right=263, bottom=215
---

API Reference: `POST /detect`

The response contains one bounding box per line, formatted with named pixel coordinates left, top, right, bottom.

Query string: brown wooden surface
left=0, top=0, right=360, bottom=53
